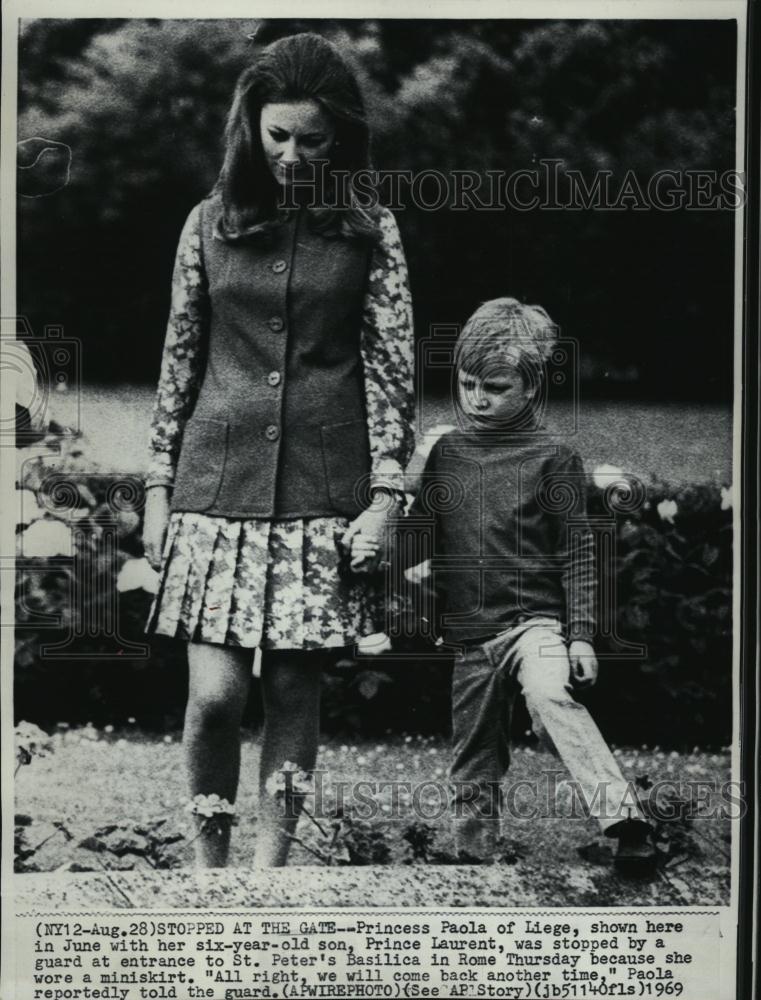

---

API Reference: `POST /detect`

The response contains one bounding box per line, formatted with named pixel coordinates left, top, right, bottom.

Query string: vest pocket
left=321, top=419, right=370, bottom=511
left=172, top=417, right=228, bottom=511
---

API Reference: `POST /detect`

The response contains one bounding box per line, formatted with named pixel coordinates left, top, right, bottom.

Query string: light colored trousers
left=450, top=618, right=644, bottom=859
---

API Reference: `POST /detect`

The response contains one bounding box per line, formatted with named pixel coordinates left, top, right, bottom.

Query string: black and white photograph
left=2, top=4, right=757, bottom=999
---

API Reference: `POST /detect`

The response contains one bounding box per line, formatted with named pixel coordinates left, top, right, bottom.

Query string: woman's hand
left=568, top=640, right=598, bottom=688
left=341, top=490, right=401, bottom=574
left=143, top=486, right=171, bottom=571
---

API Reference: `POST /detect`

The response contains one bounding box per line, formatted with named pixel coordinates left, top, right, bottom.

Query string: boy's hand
left=348, top=533, right=381, bottom=572
left=342, top=490, right=400, bottom=574
left=569, top=641, right=598, bottom=688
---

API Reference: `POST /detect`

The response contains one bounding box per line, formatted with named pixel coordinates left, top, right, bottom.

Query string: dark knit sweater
left=406, top=429, right=597, bottom=644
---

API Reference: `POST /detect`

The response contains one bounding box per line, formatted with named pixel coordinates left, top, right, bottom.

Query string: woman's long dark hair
left=216, top=33, right=378, bottom=242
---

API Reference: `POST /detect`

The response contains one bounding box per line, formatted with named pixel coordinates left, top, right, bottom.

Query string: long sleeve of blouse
left=359, top=209, right=416, bottom=493
left=145, top=204, right=208, bottom=490
left=146, top=204, right=416, bottom=496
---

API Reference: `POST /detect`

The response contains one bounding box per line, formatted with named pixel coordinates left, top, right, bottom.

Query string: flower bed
left=13, top=726, right=732, bottom=906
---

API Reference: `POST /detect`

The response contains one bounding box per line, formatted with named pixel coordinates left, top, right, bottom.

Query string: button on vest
left=170, top=196, right=372, bottom=519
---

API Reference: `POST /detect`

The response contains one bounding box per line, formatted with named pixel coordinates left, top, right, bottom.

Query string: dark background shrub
left=18, top=18, right=736, bottom=399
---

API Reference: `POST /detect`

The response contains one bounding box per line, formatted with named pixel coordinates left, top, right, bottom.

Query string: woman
left=143, top=33, right=415, bottom=867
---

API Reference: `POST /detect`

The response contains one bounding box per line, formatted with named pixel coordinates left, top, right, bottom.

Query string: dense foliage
left=18, top=18, right=736, bottom=396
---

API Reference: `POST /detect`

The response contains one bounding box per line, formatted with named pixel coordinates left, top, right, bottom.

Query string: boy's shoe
left=609, top=819, right=657, bottom=874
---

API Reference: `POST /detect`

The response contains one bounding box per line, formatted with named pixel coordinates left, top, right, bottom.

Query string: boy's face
left=457, top=363, right=535, bottom=425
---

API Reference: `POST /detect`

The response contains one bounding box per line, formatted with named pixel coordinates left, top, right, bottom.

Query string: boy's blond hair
left=455, top=297, right=558, bottom=385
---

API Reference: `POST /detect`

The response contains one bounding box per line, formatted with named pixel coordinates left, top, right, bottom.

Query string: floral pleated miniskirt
left=146, top=512, right=385, bottom=650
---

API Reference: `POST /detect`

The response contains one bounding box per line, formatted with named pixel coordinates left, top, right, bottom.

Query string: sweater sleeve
left=144, top=204, right=209, bottom=490
left=360, top=208, right=416, bottom=495
left=556, top=449, right=598, bottom=643
left=393, top=437, right=440, bottom=572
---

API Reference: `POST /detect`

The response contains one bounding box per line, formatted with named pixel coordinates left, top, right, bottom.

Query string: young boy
left=352, top=297, right=654, bottom=868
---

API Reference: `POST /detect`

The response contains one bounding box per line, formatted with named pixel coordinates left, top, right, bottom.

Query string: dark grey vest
left=170, top=197, right=372, bottom=518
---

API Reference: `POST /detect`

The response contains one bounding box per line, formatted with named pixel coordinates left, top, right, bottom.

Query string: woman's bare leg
left=185, top=641, right=253, bottom=867
left=256, top=650, right=322, bottom=867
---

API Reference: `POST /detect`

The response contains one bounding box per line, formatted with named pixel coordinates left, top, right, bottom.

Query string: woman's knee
left=186, top=642, right=251, bottom=729
left=261, top=652, right=322, bottom=713
left=186, top=684, right=246, bottom=731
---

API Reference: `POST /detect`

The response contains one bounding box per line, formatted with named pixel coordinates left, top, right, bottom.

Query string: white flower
left=116, top=557, right=159, bottom=594
left=16, top=488, right=44, bottom=527
left=592, top=464, right=626, bottom=490
left=8, top=339, right=40, bottom=411
left=264, top=762, right=313, bottom=798
left=657, top=499, right=678, bottom=524
left=357, top=632, right=392, bottom=655
left=415, top=424, right=456, bottom=463
left=15, top=721, right=53, bottom=765
left=720, top=485, right=733, bottom=511
left=20, top=518, right=71, bottom=557
left=185, top=793, right=236, bottom=819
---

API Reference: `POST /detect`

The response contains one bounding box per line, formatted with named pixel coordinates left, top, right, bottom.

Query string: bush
left=14, top=428, right=732, bottom=747
left=588, top=477, right=732, bottom=747
left=14, top=423, right=188, bottom=729
left=18, top=19, right=736, bottom=395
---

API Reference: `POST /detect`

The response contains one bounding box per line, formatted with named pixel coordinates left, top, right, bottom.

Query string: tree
left=18, top=18, right=737, bottom=395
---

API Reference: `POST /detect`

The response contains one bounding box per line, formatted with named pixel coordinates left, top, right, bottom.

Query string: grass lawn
left=46, top=385, right=732, bottom=486
left=15, top=726, right=732, bottom=907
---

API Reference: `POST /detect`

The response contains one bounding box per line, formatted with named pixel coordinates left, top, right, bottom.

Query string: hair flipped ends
left=215, top=32, right=379, bottom=243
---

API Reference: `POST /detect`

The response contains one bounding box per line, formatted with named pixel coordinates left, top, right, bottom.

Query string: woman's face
left=259, top=99, right=336, bottom=185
